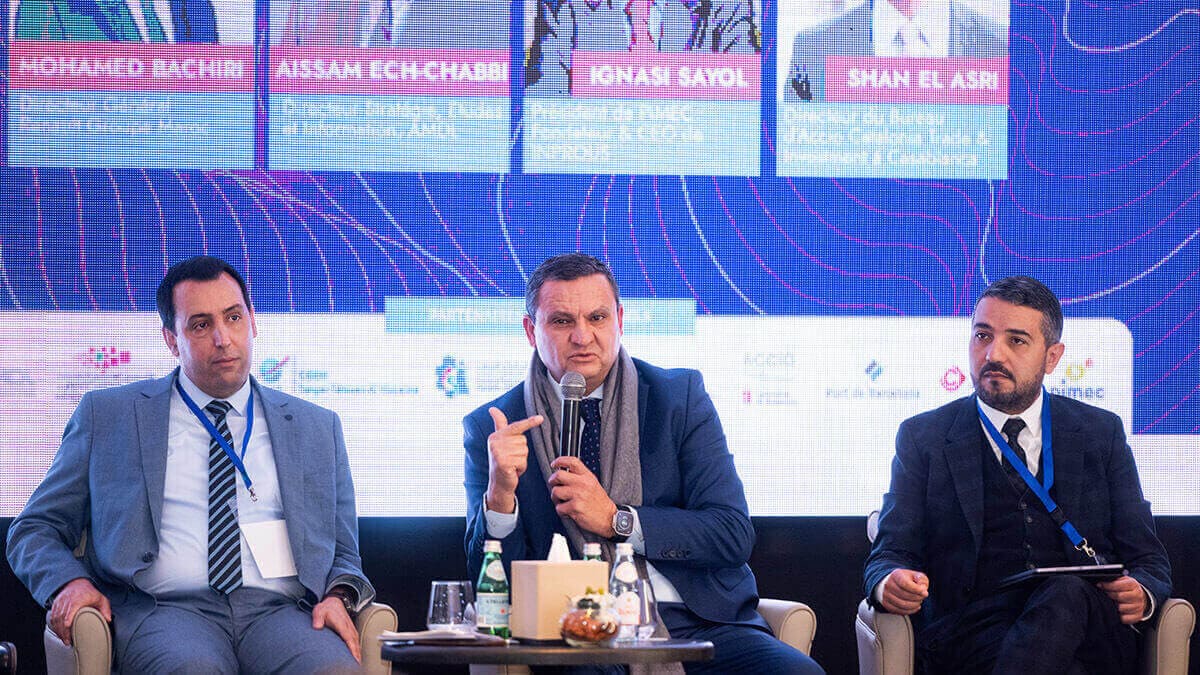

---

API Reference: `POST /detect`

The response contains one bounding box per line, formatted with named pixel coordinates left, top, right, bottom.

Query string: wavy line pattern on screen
left=0, top=1, right=1196, bottom=433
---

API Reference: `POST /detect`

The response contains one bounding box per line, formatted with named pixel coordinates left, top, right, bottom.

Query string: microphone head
left=560, top=371, right=586, bottom=400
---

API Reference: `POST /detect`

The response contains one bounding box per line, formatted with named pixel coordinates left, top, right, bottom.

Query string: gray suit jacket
left=783, top=1, right=1007, bottom=102
left=6, top=370, right=373, bottom=647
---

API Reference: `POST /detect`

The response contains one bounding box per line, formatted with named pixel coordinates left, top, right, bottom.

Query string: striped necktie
left=206, top=399, right=243, bottom=594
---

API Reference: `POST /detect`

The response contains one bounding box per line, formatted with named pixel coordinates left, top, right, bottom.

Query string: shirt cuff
left=625, top=506, right=646, bottom=555
left=484, top=497, right=519, bottom=539
left=324, top=574, right=374, bottom=612
left=1140, top=582, right=1156, bottom=621
left=873, top=575, right=888, bottom=607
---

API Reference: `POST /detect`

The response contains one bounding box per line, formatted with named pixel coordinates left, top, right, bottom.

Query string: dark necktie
left=1001, top=417, right=1030, bottom=490
left=206, top=400, right=243, bottom=594
left=580, top=398, right=603, bottom=479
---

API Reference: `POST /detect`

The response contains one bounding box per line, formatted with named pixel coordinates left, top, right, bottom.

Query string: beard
left=972, top=363, right=1043, bottom=413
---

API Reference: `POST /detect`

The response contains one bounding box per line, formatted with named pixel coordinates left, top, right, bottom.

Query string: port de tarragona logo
left=941, top=366, right=967, bottom=392
left=436, top=356, right=469, bottom=398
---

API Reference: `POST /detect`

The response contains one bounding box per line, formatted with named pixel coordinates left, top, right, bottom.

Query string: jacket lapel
left=136, top=371, right=176, bottom=535
left=944, top=396, right=986, bottom=551
left=255, top=379, right=307, bottom=565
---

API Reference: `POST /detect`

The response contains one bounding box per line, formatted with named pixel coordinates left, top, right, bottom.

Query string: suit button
left=141, top=552, right=156, bottom=563
left=1027, top=563, right=1037, bottom=571
left=1018, top=501, right=1027, bottom=510
left=1025, top=515, right=1034, bottom=524
left=1023, top=543, right=1032, bottom=551
left=962, top=587, right=972, bottom=597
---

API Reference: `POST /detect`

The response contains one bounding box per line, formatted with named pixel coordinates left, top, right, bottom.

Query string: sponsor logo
left=1048, top=359, right=1105, bottom=400
left=436, top=357, right=469, bottom=398
left=82, top=346, right=130, bottom=371
left=259, top=357, right=290, bottom=384
left=941, top=366, right=967, bottom=392
left=864, top=360, right=883, bottom=382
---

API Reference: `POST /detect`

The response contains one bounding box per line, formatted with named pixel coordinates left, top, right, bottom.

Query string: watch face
left=614, top=509, right=635, bottom=536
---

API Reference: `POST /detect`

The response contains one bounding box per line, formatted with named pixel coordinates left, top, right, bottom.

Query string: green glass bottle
left=476, top=540, right=511, bottom=638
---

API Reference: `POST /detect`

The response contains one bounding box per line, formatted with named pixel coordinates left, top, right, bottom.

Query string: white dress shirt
left=873, top=0, right=950, bottom=57
left=137, top=372, right=305, bottom=599
left=484, top=374, right=683, bottom=603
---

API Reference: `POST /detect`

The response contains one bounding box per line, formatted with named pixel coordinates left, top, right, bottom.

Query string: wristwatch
left=611, top=505, right=635, bottom=542
left=324, top=585, right=358, bottom=616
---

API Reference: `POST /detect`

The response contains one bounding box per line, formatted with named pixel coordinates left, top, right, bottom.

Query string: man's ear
left=162, top=327, right=180, bottom=357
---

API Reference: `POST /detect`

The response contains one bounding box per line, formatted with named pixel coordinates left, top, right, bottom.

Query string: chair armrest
left=756, top=598, right=816, bottom=655
left=1140, top=597, right=1195, bottom=675
left=856, top=599, right=914, bottom=675
left=44, top=606, right=112, bottom=675
left=356, top=602, right=398, bottom=675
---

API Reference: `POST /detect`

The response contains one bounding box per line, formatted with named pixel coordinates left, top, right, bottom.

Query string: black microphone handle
left=559, top=397, right=582, bottom=458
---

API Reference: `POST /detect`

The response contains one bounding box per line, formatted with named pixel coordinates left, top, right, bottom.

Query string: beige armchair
left=470, top=596, right=817, bottom=675
left=856, top=511, right=1196, bottom=675
left=44, top=601, right=398, bottom=675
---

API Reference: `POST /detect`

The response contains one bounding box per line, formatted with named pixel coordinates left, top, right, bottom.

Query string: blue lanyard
left=175, top=378, right=258, bottom=501
left=977, top=390, right=1097, bottom=562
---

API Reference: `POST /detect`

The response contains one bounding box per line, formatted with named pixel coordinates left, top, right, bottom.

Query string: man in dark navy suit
left=463, top=253, right=822, bottom=673
left=865, top=276, right=1172, bottom=674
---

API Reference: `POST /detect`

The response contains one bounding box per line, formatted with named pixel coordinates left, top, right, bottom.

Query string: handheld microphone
left=559, top=371, right=586, bottom=458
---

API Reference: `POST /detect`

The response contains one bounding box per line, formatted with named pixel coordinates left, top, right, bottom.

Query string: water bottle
left=475, top=539, right=510, bottom=638
left=583, top=542, right=602, bottom=561
left=608, top=542, right=640, bottom=640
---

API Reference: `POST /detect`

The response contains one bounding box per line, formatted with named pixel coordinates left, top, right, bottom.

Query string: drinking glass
left=427, top=580, right=474, bottom=632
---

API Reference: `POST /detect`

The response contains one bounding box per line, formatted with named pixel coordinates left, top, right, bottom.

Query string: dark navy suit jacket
left=463, top=358, right=766, bottom=626
left=864, top=394, right=1172, bottom=632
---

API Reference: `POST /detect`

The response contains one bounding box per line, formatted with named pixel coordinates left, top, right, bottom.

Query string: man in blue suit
left=782, top=0, right=1007, bottom=102
left=463, top=253, right=822, bottom=673
left=7, top=256, right=372, bottom=673
left=15, top=0, right=222, bottom=42
left=864, top=276, right=1172, bottom=674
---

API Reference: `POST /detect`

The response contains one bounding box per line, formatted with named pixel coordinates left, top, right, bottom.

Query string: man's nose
left=212, top=323, right=230, bottom=346
left=570, top=324, right=591, bottom=345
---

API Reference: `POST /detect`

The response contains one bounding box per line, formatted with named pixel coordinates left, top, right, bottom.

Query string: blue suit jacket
left=783, top=1, right=1006, bottom=102
left=463, top=359, right=766, bottom=626
left=6, top=371, right=372, bottom=648
left=863, top=394, right=1172, bottom=631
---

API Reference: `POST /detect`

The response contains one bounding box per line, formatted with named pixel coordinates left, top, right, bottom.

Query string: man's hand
left=548, top=456, right=617, bottom=536
left=48, top=578, right=112, bottom=646
left=879, top=569, right=929, bottom=615
left=485, top=408, right=544, bottom=514
left=1098, top=575, right=1149, bottom=624
left=312, top=596, right=361, bottom=664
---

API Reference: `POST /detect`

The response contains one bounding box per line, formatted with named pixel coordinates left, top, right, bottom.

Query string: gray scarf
left=523, top=346, right=642, bottom=562
left=524, top=349, right=682, bottom=671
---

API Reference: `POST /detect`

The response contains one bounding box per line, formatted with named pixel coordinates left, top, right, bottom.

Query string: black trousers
left=917, top=575, right=1138, bottom=675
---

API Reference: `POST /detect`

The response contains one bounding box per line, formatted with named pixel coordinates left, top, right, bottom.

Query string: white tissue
left=547, top=533, right=571, bottom=562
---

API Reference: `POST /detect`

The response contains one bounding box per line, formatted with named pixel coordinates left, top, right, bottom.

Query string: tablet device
left=998, top=563, right=1126, bottom=589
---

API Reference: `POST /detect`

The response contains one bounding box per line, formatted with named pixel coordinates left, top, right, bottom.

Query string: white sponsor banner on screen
left=2, top=311, right=1178, bottom=517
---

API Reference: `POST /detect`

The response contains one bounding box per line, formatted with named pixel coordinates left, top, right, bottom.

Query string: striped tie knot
left=205, top=399, right=232, bottom=419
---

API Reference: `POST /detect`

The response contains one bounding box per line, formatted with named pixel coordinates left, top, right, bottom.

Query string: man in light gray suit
left=783, top=0, right=1007, bottom=102
left=7, top=255, right=372, bottom=673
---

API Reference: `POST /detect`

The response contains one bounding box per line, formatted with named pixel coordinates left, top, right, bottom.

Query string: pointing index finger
left=505, top=414, right=545, bottom=434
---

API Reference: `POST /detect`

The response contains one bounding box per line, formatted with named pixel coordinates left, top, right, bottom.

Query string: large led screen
left=1, top=1, right=1197, bottom=517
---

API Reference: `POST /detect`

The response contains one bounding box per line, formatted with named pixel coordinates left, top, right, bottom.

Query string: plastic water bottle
left=608, top=542, right=640, bottom=640
left=583, top=542, right=602, bottom=561
left=475, top=540, right=510, bottom=638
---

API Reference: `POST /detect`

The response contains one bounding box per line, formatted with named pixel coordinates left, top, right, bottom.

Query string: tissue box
left=510, top=561, right=609, bottom=641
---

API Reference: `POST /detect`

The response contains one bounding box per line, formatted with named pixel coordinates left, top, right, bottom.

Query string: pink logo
left=941, top=366, right=966, bottom=392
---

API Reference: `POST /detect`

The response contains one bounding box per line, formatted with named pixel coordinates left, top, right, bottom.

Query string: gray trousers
left=118, top=587, right=359, bottom=674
